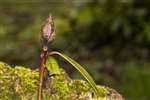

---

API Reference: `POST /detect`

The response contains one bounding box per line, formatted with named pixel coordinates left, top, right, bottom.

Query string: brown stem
left=38, top=46, right=48, bottom=100
left=37, top=15, right=55, bottom=100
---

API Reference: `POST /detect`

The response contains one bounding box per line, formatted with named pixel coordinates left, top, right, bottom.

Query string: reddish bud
left=41, top=15, right=55, bottom=45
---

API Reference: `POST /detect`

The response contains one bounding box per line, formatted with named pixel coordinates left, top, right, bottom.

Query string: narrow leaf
left=48, top=51, right=100, bottom=97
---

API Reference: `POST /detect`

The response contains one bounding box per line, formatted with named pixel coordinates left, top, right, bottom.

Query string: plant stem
left=37, top=15, right=55, bottom=100
left=38, top=46, right=48, bottom=100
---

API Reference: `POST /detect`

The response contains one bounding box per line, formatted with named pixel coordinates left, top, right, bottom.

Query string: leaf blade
left=48, top=51, right=101, bottom=97
left=45, top=56, right=61, bottom=75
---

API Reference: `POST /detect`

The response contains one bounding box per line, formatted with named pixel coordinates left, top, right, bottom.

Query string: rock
left=0, top=61, right=124, bottom=100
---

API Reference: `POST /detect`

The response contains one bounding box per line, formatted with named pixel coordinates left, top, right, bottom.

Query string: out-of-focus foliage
left=0, top=0, right=150, bottom=99
left=121, top=62, right=150, bottom=100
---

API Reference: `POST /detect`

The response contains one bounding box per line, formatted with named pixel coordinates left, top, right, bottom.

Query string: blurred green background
left=0, top=0, right=150, bottom=100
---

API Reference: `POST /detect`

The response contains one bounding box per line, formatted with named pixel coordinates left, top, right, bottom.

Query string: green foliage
left=45, top=56, right=61, bottom=75
left=48, top=51, right=104, bottom=97
left=0, top=57, right=119, bottom=100
left=120, top=62, right=150, bottom=100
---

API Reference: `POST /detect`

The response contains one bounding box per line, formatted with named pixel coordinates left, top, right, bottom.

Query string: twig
left=38, top=15, right=55, bottom=100
left=38, top=46, right=48, bottom=100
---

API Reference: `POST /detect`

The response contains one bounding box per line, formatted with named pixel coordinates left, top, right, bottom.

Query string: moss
left=0, top=61, right=123, bottom=100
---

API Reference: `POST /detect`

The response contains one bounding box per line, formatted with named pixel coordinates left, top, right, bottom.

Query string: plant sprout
left=38, top=15, right=100, bottom=100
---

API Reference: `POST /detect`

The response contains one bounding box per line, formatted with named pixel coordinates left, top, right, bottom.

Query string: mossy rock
left=0, top=60, right=124, bottom=100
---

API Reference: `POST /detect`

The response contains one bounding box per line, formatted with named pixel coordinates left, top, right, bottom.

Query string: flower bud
left=41, top=15, right=55, bottom=45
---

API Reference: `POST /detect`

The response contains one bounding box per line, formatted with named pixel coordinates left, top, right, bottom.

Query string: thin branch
left=38, top=15, right=55, bottom=100
left=38, top=46, right=48, bottom=100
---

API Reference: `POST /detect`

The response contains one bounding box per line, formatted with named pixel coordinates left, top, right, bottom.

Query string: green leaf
left=45, top=56, right=61, bottom=75
left=48, top=51, right=101, bottom=97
